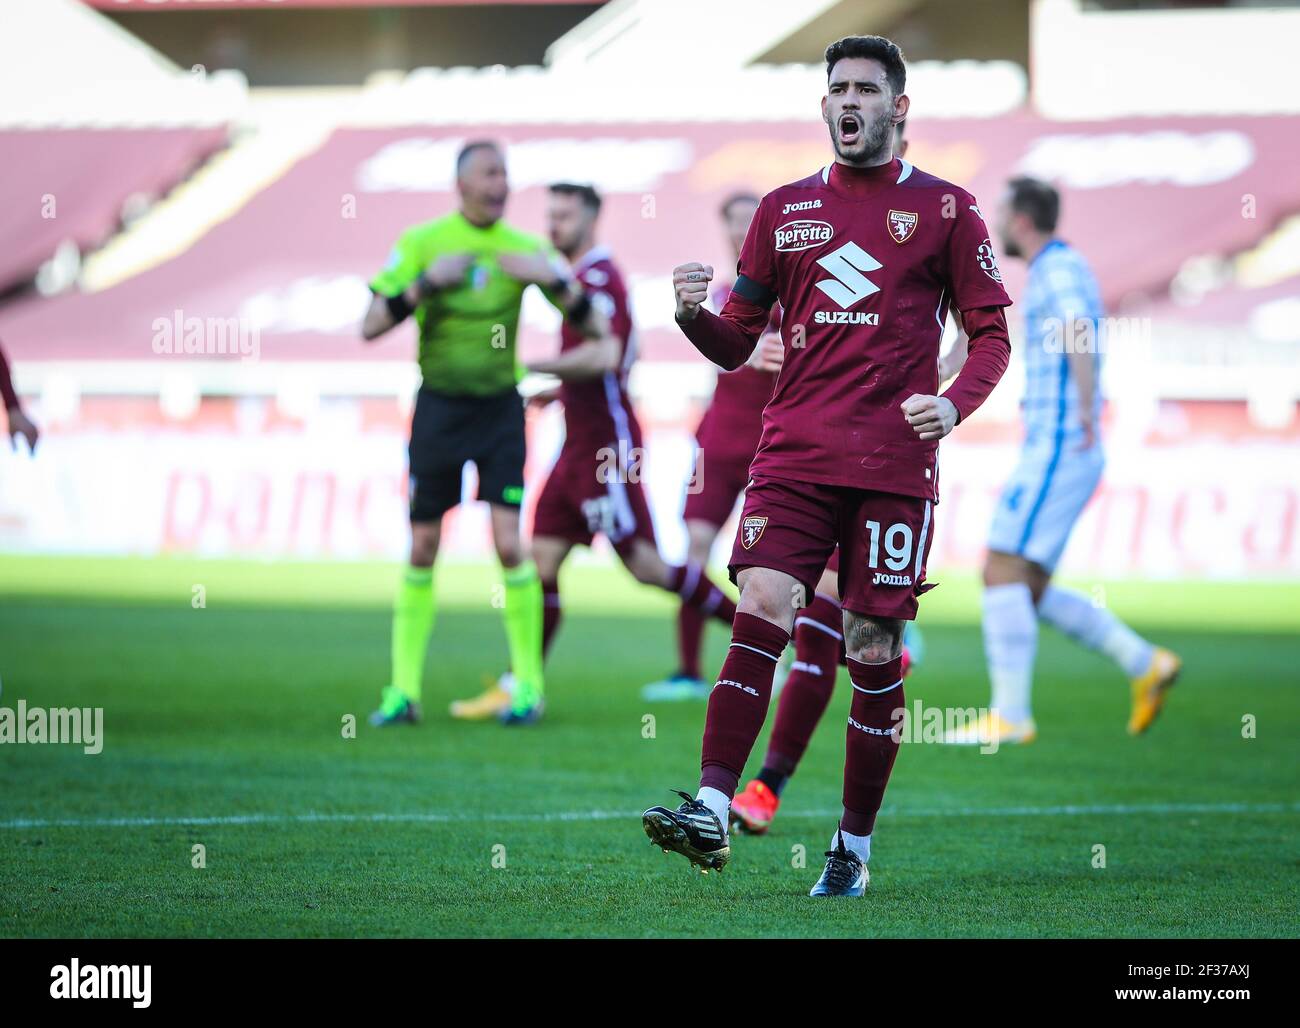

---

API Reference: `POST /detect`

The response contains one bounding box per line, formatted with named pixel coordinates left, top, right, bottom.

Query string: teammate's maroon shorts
left=728, top=473, right=935, bottom=620
left=533, top=443, right=657, bottom=554
left=682, top=449, right=751, bottom=528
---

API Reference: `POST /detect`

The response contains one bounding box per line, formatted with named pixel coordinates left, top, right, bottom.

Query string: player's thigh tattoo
left=843, top=613, right=905, bottom=663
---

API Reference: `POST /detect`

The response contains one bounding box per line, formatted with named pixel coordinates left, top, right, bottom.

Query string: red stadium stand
left=0, top=127, right=228, bottom=295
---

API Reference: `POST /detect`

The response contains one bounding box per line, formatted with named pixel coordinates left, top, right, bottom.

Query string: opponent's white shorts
left=987, top=440, right=1104, bottom=572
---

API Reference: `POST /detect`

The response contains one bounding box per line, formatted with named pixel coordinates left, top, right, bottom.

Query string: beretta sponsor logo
left=774, top=219, right=833, bottom=252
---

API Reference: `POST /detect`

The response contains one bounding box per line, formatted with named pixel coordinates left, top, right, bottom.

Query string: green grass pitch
left=1, top=555, right=1297, bottom=938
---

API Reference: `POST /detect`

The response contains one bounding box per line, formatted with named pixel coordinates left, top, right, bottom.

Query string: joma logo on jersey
left=814, top=311, right=879, bottom=325
left=774, top=220, right=833, bottom=252
left=872, top=571, right=913, bottom=586
left=782, top=199, right=823, bottom=214
left=740, top=515, right=768, bottom=549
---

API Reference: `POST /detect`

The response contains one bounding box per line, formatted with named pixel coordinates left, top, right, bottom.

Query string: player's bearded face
left=828, top=95, right=895, bottom=164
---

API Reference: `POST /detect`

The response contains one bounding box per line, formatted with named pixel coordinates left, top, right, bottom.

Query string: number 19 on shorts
left=865, top=519, right=914, bottom=582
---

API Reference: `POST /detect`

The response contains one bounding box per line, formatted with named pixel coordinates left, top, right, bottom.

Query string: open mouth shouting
left=838, top=111, right=863, bottom=147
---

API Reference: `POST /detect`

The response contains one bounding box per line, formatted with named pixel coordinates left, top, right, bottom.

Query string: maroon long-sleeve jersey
left=693, top=279, right=780, bottom=463
left=683, top=157, right=1012, bottom=502
left=557, top=246, right=640, bottom=451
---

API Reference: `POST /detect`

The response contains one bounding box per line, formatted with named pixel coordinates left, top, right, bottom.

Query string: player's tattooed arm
left=843, top=614, right=905, bottom=663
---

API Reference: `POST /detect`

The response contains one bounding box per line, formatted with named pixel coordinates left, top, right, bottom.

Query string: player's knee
left=494, top=538, right=523, bottom=568
left=621, top=544, right=664, bottom=587
left=843, top=614, right=903, bottom=663
left=737, top=574, right=796, bottom=629
left=409, top=526, right=439, bottom=568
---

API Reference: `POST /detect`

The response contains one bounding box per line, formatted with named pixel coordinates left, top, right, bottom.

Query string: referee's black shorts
left=407, top=386, right=526, bottom=522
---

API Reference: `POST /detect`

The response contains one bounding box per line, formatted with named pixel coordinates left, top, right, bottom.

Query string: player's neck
left=1025, top=233, right=1056, bottom=263
left=459, top=206, right=499, bottom=229
left=564, top=234, right=598, bottom=265
left=827, top=156, right=900, bottom=197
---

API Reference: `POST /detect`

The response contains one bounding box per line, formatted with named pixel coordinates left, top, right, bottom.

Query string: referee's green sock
left=502, top=560, right=544, bottom=707
left=391, top=565, right=435, bottom=704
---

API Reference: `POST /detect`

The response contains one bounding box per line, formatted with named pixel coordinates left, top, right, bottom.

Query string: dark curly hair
left=824, top=35, right=906, bottom=96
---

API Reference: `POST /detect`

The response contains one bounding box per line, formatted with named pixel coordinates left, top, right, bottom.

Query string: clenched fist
left=747, top=333, right=784, bottom=374
left=673, top=262, right=714, bottom=323
left=901, top=394, right=959, bottom=441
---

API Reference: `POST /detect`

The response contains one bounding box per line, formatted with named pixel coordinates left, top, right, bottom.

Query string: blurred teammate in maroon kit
left=0, top=341, right=39, bottom=454
left=642, top=193, right=782, bottom=702
left=641, top=36, right=1012, bottom=895
left=450, top=183, right=737, bottom=723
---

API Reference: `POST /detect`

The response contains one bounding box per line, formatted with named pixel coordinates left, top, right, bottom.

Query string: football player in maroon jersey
left=641, top=36, right=1012, bottom=895
left=642, top=193, right=783, bottom=702
left=450, top=183, right=737, bottom=724
left=728, top=120, right=929, bottom=836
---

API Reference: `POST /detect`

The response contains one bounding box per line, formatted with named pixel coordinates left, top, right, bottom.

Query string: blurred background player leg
left=641, top=483, right=748, bottom=701
left=644, top=192, right=777, bottom=703
left=943, top=177, right=1179, bottom=746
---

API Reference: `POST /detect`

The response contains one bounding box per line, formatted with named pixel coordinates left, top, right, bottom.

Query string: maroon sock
left=763, top=594, right=843, bottom=784
left=699, top=612, right=790, bottom=798
left=541, top=578, right=561, bottom=660
left=676, top=602, right=705, bottom=680
left=669, top=562, right=737, bottom=627
left=841, top=655, right=906, bottom=836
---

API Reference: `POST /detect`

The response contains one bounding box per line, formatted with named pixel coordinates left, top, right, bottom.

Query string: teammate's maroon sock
left=841, top=655, right=906, bottom=836
left=676, top=602, right=705, bottom=680
left=668, top=562, right=737, bottom=627
left=541, top=577, right=562, bottom=660
left=699, top=612, right=790, bottom=798
left=759, top=594, right=843, bottom=795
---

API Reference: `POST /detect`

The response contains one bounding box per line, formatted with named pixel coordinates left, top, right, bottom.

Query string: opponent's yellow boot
left=450, top=673, right=513, bottom=720
left=941, top=710, right=1037, bottom=746
left=1127, top=647, right=1182, bottom=735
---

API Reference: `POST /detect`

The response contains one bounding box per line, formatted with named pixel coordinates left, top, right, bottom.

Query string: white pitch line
left=1, top=800, right=1296, bottom=831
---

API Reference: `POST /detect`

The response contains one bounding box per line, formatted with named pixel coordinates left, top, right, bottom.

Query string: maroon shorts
left=533, top=443, right=657, bottom=554
left=682, top=449, right=752, bottom=528
left=728, top=473, right=935, bottom=620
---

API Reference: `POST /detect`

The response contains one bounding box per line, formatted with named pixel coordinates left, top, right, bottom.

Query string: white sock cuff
left=834, top=827, right=871, bottom=863
left=696, top=787, right=731, bottom=831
